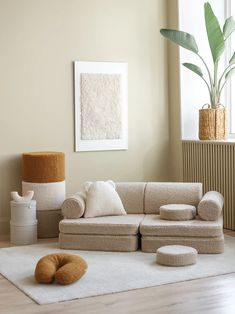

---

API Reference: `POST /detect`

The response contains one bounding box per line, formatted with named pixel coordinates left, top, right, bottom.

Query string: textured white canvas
left=81, top=73, right=122, bottom=140
left=74, top=61, right=128, bottom=151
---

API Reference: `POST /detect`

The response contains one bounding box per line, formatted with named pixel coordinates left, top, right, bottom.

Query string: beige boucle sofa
left=59, top=182, right=224, bottom=253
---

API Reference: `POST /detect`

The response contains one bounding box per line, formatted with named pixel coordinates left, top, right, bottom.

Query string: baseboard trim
left=0, top=218, right=10, bottom=235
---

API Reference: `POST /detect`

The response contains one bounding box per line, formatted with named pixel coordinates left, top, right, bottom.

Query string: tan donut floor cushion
left=35, top=253, right=88, bottom=285
left=156, top=245, right=197, bottom=266
left=22, top=152, right=65, bottom=183
left=160, top=204, right=196, bottom=221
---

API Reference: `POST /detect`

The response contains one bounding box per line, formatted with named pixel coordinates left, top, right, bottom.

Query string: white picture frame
left=74, top=61, right=128, bottom=152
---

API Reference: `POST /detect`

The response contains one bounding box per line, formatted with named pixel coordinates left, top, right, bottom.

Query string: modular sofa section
left=59, top=234, right=139, bottom=252
left=59, top=182, right=224, bottom=253
left=59, top=214, right=145, bottom=236
left=140, top=215, right=223, bottom=238
left=141, top=235, right=224, bottom=254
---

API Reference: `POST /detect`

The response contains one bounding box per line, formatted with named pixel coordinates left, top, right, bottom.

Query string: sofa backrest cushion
left=144, top=182, right=203, bottom=214
left=115, top=182, right=146, bottom=214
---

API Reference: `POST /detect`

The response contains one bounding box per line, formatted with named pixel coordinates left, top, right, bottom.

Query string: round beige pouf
left=156, top=245, right=198, bottom=266
left=159, top=204, right=196, bottom=221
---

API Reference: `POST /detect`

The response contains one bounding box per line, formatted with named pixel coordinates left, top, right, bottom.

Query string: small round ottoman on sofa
left=156, top=245, right=198, bottom=266
left=159, top=204, right=196, bottom=221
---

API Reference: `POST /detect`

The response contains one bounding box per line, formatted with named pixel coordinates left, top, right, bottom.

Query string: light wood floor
left=0, top=231, right=234, bottom=314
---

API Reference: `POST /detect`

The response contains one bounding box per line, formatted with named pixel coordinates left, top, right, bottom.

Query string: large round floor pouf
left=34, top=253, right=88, bottom=285
left=156, top=245, right=197, bottom=266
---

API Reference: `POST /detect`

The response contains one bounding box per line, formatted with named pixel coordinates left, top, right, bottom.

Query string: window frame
left=225, top=0, right=235, bottom=136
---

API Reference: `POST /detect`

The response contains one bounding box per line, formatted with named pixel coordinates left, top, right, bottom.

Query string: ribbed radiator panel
left=182, top=141, right=235, bottom=230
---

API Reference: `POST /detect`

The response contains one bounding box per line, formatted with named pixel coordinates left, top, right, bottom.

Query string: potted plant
left=160, top=2, right=235, bottom=140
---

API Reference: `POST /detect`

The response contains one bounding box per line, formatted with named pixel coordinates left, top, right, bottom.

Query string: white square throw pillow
left=84, top=181, right=126, bottom=218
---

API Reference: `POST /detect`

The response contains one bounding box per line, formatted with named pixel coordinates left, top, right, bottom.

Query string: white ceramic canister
left=10, top=221, right=37, bottom=245
left=10, top=200, right=36, bottom=225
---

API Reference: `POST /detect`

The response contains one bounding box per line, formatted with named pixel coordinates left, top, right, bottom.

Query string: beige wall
left=0, top=0, right=170, bottom=234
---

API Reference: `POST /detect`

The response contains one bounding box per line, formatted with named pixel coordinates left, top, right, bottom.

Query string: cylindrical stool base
left=37, top=209, right=62, bottom=238
left=22, top=181, right=65, bottom=211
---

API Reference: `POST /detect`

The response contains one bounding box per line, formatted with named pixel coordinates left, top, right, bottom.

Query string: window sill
left=182, top=138, right=235, bottom=144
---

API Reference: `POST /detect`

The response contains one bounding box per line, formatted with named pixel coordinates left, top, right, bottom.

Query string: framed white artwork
left=74, top=61, right=128, bottom=152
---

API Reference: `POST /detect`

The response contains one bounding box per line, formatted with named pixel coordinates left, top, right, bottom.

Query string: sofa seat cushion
left=140, top=215, right=223, bottom=238
left=59, top=214, right=145, bottom=236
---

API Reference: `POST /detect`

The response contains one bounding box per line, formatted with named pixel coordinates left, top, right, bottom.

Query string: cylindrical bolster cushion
left=198, top=191, right=224, bottom=221
left=22, top=152, right=65, bottom=183
left=22, top=181, right=65, bottom=210
left=62, top=193, right=85, bottom=219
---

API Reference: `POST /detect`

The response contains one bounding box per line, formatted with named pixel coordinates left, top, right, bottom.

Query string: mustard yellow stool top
left=22, top=152, right=65, bottom=183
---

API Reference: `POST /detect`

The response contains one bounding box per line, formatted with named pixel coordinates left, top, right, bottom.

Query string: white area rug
left=0, top=236, right=235, bottom=305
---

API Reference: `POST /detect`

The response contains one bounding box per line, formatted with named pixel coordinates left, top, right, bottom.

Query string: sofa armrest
left=198, top=191, right=224, bottom=221
left=61, top=192, right=85, bottom=219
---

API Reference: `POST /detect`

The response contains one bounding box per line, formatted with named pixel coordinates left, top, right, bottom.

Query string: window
left=179, top=0, right=235, bottom=138
left=179, top=0, right=225, bottom=140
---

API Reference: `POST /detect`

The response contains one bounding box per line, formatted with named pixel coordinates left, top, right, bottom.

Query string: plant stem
left=218, top=63, right=233, bottom=91
left=219, top=74, right=227, bottom=98
left=219, top=79, right=228, bottom=100
left=214, top=61, right=218, bottom=88
left=202, top=77, right=212, bottom=98
left=197, top=54, right=213, bottom=90
left=213, top=60, right=219, bottom=107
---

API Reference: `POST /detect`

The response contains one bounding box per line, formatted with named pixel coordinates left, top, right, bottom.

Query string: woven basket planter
left=199, top=104, right=228, bottom=140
